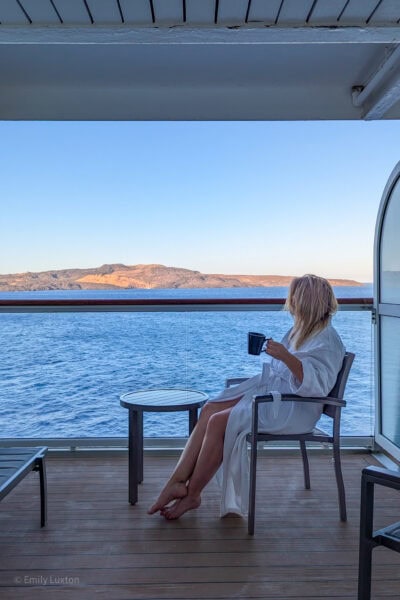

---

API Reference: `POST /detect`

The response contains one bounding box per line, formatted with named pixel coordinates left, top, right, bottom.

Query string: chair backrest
left=324, top=351, right=355, bottom=418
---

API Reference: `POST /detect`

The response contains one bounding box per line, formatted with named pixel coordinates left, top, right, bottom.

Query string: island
left=0, top=264, right=362, bottom=292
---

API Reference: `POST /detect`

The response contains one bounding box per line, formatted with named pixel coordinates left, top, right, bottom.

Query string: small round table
left=120, top=388, right=208, bottom=504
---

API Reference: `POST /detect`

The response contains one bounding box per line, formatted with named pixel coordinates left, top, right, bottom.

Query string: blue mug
left=248, top=332, right=266, bottom=355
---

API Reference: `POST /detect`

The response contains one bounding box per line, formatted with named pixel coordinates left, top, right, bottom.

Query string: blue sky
left=1, top=120, right=400, bottom=282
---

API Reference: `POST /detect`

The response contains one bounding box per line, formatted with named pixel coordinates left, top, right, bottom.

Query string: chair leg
left=248, top=439, right=258, bottom=536
left=332, top=442, right=347, bottom=522
left=358, top=539, right=373, bottom=600
left=300, top=441, right=310, bottom=489
left=358, top=474, right=375, bottom=600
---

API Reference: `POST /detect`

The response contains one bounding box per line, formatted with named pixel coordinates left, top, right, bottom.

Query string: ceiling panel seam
left=306, top=0, right=319, bottom=23
left=149, top=0, right=155, bottom=23
left=245, top=0, right=251, bottom=23
left=16, top=0, right=32, bottom=24
left=49, top=0, right=62, bottom=24
left=82, top=0, right=94, bottom=24
left=337, top=0, right=351, bottom=22
left=367, top=0, right=384, bottom=24
left=275, top=0, right=285, bottom=25
left=116, top=0, right=124, bottom=24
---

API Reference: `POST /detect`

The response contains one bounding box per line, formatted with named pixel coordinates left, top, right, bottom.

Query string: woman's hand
left=265, top=339, right=290, bottom=362
left=265, top=339, right=304, bottom=384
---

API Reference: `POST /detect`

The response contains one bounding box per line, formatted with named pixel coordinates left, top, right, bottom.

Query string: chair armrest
left=253, top=393, right=346, bottom=408
left=250, top=394, right=346, bottom=436
left=225, top=377, right=249, bottom=388
left=362, top=466, right=400, bottom=491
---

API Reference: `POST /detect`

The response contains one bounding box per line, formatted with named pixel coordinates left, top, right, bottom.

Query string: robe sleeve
left=288, top=337, right=345, bottom=398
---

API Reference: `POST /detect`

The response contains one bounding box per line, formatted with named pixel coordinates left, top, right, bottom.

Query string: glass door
left=375, top=161, right=400, bottom=460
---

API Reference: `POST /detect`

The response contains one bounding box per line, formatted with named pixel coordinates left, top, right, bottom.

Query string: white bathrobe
left=208, top=323, right=346, bottom=517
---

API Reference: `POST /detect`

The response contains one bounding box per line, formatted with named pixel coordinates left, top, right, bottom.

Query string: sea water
left=0, top=286, right=374, bottom=438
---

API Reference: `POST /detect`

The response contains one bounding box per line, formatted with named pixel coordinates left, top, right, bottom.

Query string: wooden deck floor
left=0, top=452, right=399, bottom=599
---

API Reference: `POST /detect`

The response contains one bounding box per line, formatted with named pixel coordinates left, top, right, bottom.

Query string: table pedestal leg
left=188, top=407, right=199, bottom=435
left=128, top=410, right=143, bottom=505
left=138, top=411, right=144, bottom=484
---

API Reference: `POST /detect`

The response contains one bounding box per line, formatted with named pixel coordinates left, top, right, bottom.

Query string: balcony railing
left=0, top=297, right=373, bottom=312
left=0, top=297, right=374, bottom=450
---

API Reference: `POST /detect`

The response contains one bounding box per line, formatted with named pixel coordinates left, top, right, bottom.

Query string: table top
left=120, top=388, right=208, bottom=411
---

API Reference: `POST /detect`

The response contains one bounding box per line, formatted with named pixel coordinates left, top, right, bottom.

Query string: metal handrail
left=0, top=297, right=373, bottom=312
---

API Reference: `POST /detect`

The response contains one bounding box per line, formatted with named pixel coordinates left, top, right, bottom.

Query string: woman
left=148, top=274, right=345, bottom=520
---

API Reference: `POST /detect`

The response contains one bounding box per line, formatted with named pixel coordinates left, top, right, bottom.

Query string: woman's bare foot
left=147, top=481, right=188, bottom=515
left=162, top=494, right=201, bottom=520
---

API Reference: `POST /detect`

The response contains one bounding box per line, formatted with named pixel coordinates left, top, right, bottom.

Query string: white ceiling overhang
left=1, top=0, right=400, bottom=121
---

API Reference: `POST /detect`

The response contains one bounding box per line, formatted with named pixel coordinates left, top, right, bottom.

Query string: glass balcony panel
left=380, top=316, right=400, bottom=449
left=330, top=310, right=374, bottom=436
left=0, top=307, right=374, bottom=439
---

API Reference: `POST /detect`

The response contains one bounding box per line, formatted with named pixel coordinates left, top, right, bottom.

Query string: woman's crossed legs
left=147, top=396, right=242, bottom=519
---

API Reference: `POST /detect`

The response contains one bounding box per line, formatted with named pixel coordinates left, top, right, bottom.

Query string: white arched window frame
left=374, top=161, right=400, bottom=461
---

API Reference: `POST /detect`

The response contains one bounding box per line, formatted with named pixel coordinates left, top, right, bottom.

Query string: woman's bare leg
left=148, top=398, right=241, bottom=514
left=162, top=406, right=233, bottom=520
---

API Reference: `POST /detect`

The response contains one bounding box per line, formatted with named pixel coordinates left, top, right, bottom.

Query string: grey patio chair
left=358, top=465, right=400, bottom=600
left=226, top=351, right=355, bottom=535
left=0, top=447, right=48, bottom=526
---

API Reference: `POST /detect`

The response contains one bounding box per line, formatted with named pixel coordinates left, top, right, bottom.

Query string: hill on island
left=0, top=264, right=362, bottom=292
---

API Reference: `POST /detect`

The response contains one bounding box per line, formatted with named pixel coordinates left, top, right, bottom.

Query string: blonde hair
left=284, top=274, right=338, bottom=350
